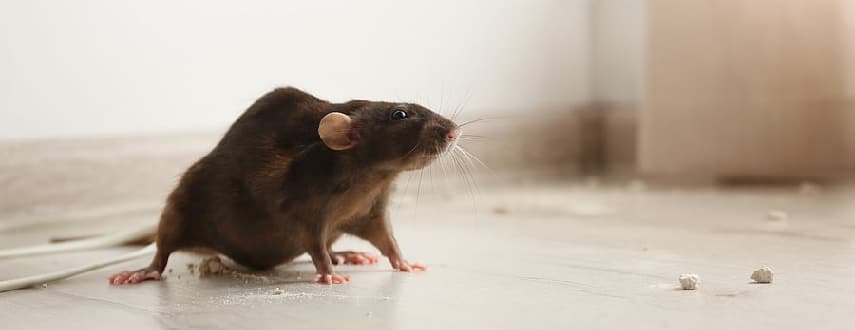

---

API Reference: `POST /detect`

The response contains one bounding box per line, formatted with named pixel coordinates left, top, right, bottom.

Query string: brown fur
left=122, top=87, right=457, bottom=281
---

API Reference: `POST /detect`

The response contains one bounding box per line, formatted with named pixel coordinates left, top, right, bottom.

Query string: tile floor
left=1, top=179, right=854, bottom=329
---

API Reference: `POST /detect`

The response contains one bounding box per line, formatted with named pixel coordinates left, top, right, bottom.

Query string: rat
left=100, top=87, right=458, bottom=285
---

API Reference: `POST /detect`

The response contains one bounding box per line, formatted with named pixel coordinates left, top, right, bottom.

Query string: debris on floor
left=750, top=266, right=774, bottom=283
left=198, top=256, right=226, bottom=276
left=766, top=210, right=788, bottom=221
left=679, top=274, right=699, bottom=290
left=272, top=287, right=285, bottom=295
left=492, top=206, right=509, bottom=215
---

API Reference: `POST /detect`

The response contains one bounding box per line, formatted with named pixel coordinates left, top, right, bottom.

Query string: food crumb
left=679, top=274, right=699, bottom=290
left=751, top=266, right=774, bottom=283
left=198, top=256, right=226, bottom=275
left=766, top=210, right=788, bottom=221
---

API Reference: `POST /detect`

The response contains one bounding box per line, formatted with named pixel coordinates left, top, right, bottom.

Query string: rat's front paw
left=313, top=273, right=351, bottom=285
left=392, top=260, right=428, bottom=272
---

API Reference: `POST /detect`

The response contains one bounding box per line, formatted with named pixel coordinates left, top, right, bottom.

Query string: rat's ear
left=318, top=112, right=355, bottom=151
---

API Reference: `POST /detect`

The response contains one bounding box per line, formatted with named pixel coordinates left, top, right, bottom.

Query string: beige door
left=640, top=0, right=855, bottom=178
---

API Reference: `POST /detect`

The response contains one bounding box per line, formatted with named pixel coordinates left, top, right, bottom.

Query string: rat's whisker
left=455, top=147, right=478, bottom=189
left=403, top=141, right=421, bottom=159
left=457, top=114, right=512, bottom=128
left=457, top=118, right=489, bottom=128
left=456, top=145, right=490, bottom=171
left=457, top=139, right=487, bottom=144
left=459, top=134, right=488, bottom=140
left=459, top=153, right=480, bottom=207
left=416, top=152, right=426, bottom=208
left=439, top=89, right=447, bottom=117
left=448, top=150, right=468, bottom=200
left=427, top=150, right=436, bottom=194
left=438, top=146, right=451, bottom=182
left=450, top=147, right=476, bottom=207
left=451, top=89, right=472, bottom=122
left=397, top=171, right=416, bottom=213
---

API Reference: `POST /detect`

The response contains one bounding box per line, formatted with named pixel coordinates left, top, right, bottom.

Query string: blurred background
left=2, top=1, right=855, bottom=329
left=3, top=0, right=854, bottom=180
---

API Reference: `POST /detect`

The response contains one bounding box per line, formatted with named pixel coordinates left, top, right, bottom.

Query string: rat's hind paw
left=330, top=251, right=380, bottom=265
left=313, top=273, right=350, bottom=285
left=109, top=269, right=161, bottom=285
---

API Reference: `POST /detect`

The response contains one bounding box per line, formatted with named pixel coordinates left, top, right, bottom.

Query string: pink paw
left=313, top=273, right=351, bottom=285
left=108, top=269, right=161, bottom=285
left=393, top=261, right=428, bottom=272
left=331, top=251, right=380, bottom=265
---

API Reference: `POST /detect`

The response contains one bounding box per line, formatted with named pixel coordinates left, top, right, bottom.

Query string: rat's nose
left=446, top=130, right=458, bottom=142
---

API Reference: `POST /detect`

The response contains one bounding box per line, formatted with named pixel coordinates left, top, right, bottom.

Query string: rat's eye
left=390, top=110, right=408, bottom=120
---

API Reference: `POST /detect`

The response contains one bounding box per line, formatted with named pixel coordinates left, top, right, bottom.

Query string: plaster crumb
left=228, top=270, right=273, bottom=283
left=198, top=256, right=225, bottom=275
left=750, top=266, right=774, bottom=283
left=799, top=182, right=821, bottom=194
left=679, top=274, right=699, bottom=290
left=767, top=210, right=788, bottom=221
left=272, top=288, right=285, bottom=295
left=41, top=283, right=48, bottom=289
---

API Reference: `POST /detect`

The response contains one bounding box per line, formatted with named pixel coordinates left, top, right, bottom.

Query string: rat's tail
left=0, top=243, right=156, bottom=292
left=0, top=224, right=156, bottom=259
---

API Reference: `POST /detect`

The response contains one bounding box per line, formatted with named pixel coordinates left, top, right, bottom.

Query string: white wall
left=591, top=0, right=645, bottom=103
left=0, top=0, right=593, bottom=140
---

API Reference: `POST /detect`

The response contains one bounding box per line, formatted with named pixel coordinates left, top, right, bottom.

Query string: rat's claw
left=109, top=271, right=132, bottom=285
left=332, top=255, right=346, bottom=265
left=313, top=273, right=350, bottom=285
left=392, top=260, right=428, bottom=272
left=109, top=269, right=161, bottom=285
left=330, top=251, right=380, bottom=265
left=408, top=262, right=428, bottom=271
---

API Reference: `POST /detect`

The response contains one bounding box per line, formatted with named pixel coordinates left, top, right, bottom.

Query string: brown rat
left=107, top=87, right=458, bottom=285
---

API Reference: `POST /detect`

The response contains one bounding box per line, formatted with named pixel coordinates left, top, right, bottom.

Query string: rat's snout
left=430, top=125, right=458, bottom=144
left=446, top=129, right=458, bottom=142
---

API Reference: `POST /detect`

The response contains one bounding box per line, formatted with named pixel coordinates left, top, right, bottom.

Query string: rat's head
left=318, top=102, right=458, bottom=171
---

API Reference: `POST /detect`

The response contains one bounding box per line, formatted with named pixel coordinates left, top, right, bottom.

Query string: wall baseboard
left=0, top=105, right=641, bottom=219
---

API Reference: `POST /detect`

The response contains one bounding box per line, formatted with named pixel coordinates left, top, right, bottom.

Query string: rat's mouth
left=422, top=139, right=454, bottom=156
